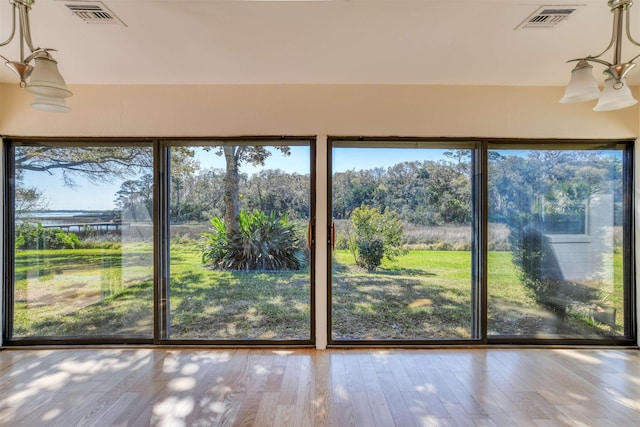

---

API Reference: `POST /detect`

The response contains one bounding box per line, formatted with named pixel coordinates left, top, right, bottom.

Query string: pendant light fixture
left=0, top=0, right=72, bottom=112
left=561, top=0, right=639, bottom=111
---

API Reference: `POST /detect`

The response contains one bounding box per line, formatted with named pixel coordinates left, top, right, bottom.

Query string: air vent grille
left=517, top=5, right=582, bottom=29
left=65, top=2, right=126, bottom=26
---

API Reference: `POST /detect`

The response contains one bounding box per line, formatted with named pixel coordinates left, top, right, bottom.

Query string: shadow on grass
left=331, top=272, right=472, bottom=340
left=372, top=267, right=435, bottom=277
left=13, top=279, right=154, bottom=338
left=13, top=249, right=615, bottom=341
left=332, top=260, right=434, bottom=277
left=168, top=268, right=311, bottom=340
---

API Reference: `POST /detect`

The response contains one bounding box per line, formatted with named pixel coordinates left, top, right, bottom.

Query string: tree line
left=14, top=145, right=623, bottom=229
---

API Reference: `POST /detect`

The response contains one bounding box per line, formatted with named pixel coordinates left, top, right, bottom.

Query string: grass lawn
left=333, top=249, right=624, bottom=339
left=169, top=243, right=311, bottom=340
left=12, top=244, right=625, bottom=340
left=13, top=244, right=154, bottom=337
left=332, top=250, right=474, bottom=339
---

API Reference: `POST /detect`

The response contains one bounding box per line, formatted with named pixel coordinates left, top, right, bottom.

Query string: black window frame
left=157, top=137, right=317, bottom=346
left=1, top=136, right=635, bottom=347
left=326, top=137, right=636, bottom=347
left=3, top=138, right=157, bottom=346
left=2, top=136, right=317, bottom=347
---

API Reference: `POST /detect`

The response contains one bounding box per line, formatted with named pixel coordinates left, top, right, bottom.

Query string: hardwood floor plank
left=442, top=402, right=476, bottom=427
left=292, top=356, right=319, bottom=427
left=112, top=393, right=156, bottom=427
left=0, top=348, right=638, bottom=426
left=344, top=351, right=367, bottom=394
left=331, top=402, right=357, bottom=427
left=233, top=395, right=262, bottom=427
left=350, top=391, right=379, bottom=427
left=487, top=411, right=538, bottom=427
left=377, top=371, right=417, bottom=426
left=420, top=368, right=460, bottom=404
left=254, top=391, right=280, bottom=427
left=358, top=354, right=397, bottom=426
left=402, top=390, right=449, bottom=422
left=310, top=351, right=332, bottom=426
left=278, top=353, right=302, bottom=405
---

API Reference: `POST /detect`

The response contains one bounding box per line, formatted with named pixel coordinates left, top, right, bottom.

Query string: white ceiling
left=0, top=0, right=635, bottom=86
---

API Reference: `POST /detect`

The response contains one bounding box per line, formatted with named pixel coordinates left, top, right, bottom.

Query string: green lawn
left=13, top=245, right=154, bottom=337
left=12, top=244, right=625, bottom=340
left=332, top=250, right=474, bottom=339
left=169, top=243, right=311, bottom=340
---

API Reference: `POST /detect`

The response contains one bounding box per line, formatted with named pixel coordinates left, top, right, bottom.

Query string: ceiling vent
left=64, top=2, right=126, bottom=26
left=516, top=5, right=583, bottom=29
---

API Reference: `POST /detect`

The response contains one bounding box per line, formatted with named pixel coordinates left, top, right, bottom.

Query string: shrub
left=202, top=210, right=306, bottom=271
left=15, top=223, right=80, bottom=250
left=349, top=205, right=406, bottom=271
left=201, top=217, right=226, bottom=265
left=507, top=219, right=567, bottom=311
left=356, top=237, right=385, bottom=272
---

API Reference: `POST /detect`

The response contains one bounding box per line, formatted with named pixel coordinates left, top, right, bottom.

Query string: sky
left=332, top=147, right=448, bottom=172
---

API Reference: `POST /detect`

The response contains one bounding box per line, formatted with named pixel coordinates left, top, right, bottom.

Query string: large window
left=163, top=140, right=314, bottom=343
left=487, top=144, right=631, bottom=341
left=5, top=142, right=154, bottom=342
left=329, top=141, right=477, bottom=343
left=2, top=138, right=634, bottom=346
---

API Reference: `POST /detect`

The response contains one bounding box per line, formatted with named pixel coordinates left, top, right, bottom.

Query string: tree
left=15, top=186, right=47, bottom=215
left=114, top=174, right=153, bottom=218
left=243, top=169, right=310, bottom=220
left=15, top=146, right=152, bottom=185
left=443, top=149, right=471, bottom=174
left=168, top=148, right=203, bottom=222
left=15, top=145, right=154, bottom=215
left=332, top=169, right=379, bottom=218
left=214, top=145, right=290, bottom=233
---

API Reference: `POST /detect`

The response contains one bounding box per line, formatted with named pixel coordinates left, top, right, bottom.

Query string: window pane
left=488, top=147, right=626, bottom=338
left=167, top=144, right=312, bottom=341
left=331, top=145, right=474, bottom=341
left=12, top=144, right=154, bottom=338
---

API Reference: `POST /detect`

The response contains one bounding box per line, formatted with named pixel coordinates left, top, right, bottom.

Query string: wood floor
left=0, top=347, right=639, bottom=426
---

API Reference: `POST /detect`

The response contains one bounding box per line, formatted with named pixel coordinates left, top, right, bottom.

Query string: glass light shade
left=593, top=78, right=638, bottom=111
left=25, top=56, right=73, bottom=99
left=560, top=63, right=601, bottom=103
left=31, top=95, right=71, bottom=113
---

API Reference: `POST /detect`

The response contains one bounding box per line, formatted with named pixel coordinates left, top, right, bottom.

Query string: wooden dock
left=42, top=221, right=128, bottom=232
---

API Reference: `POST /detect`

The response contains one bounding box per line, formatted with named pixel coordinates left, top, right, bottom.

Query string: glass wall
left=8, top=142, right=154, bottom=340
left=330, top=141, right=476, bottom=342
left=487, top=144, right=628, bottom=339
left=3, top=138, right=634, bottom=346
left=166, top=141, right=313, bottom=342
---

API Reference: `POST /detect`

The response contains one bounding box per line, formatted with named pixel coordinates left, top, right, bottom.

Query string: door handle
left=331, top=222, right=335, bottom=251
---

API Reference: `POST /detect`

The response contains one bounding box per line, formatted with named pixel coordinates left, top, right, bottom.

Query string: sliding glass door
left=164, top=140, right=314, bottom=343
left=3, top=137, right=634, bottom=346
left=487, top=143, right=631, bottom=341
left=329, top=140, right=477, bottom=343
left=6, top=141, right=154, bottom=342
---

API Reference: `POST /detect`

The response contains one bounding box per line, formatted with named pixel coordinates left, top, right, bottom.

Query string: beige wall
left=0, top=83, right=638, bottom=347
left=0, top=84, right=637, bottom=138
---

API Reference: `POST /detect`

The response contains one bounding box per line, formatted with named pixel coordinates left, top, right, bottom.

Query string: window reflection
left=12, top=144, right=154, bottom=338
left=488, top=148, right=625, bottom=338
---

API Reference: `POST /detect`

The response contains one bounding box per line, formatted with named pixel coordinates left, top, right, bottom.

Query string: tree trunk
left=223, top=146, right=240, bottom=233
